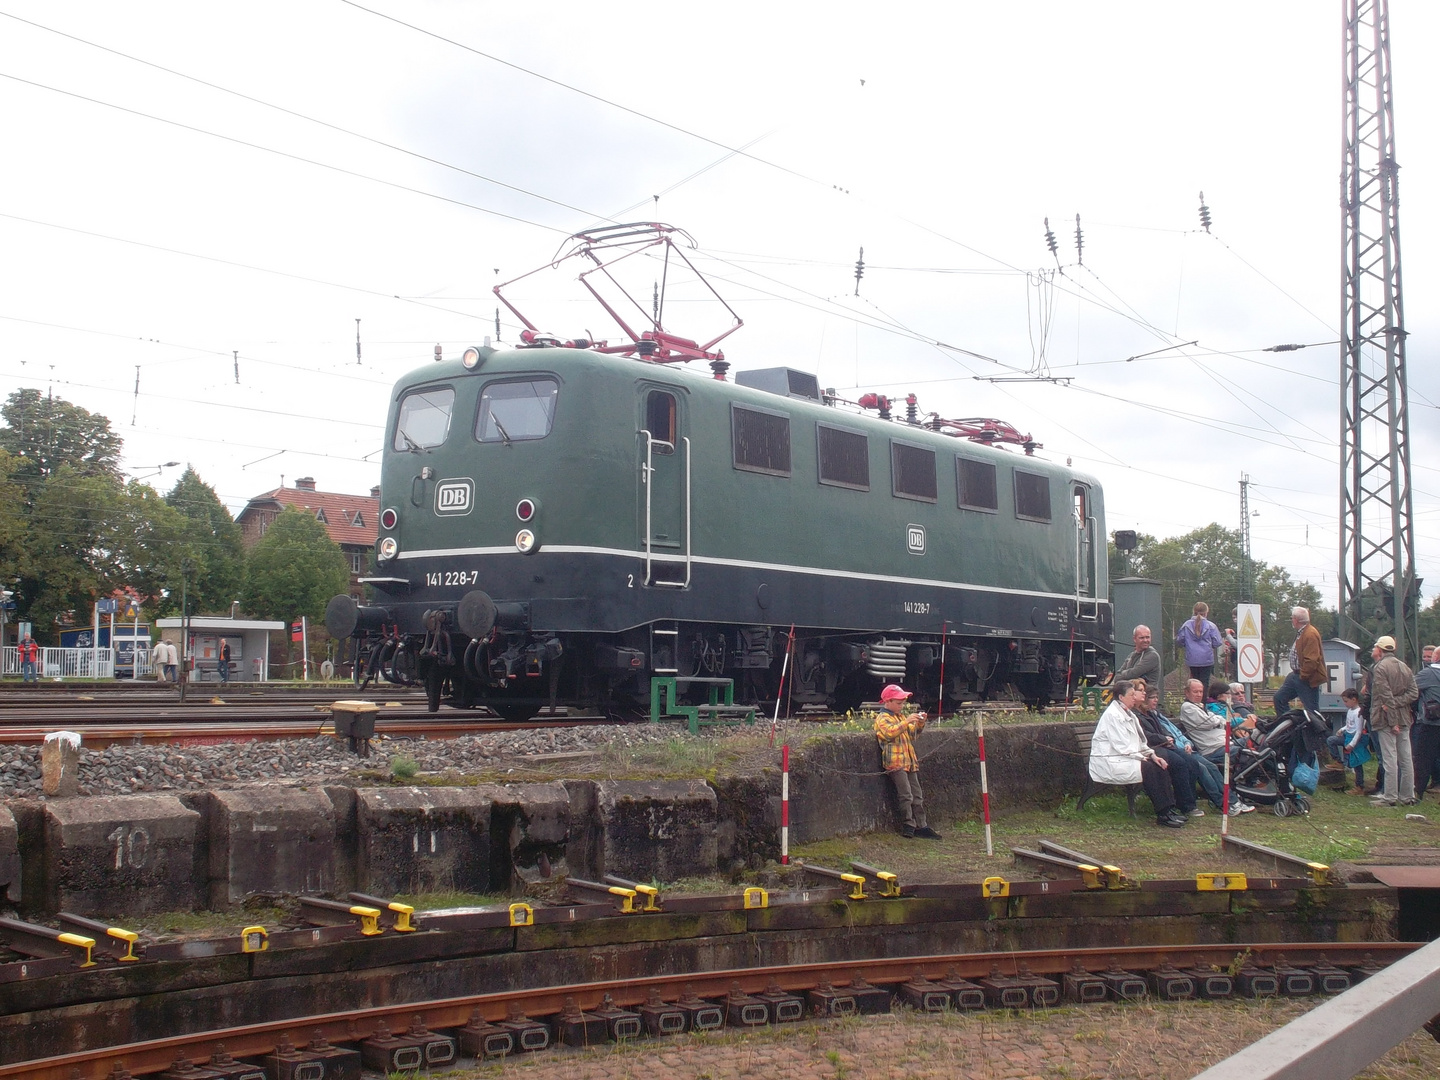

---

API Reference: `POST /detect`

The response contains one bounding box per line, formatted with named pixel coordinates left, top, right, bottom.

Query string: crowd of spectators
left=1091, top=606, right=1440, bottom=824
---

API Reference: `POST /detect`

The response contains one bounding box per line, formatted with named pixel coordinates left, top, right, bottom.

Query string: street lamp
left=131, top=461, right=181, bottom=483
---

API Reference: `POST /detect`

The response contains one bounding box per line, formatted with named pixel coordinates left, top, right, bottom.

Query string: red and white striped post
left=977, top=713, right=993, bottom=856
left=780, top=744, right=790, bottom=864
left=1221, top=712, right=1232, bottom=837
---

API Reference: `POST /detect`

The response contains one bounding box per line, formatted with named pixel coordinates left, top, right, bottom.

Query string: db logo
left=434, top=478, right=473, bottom=516
left=906, top=524, right=926, bottom=555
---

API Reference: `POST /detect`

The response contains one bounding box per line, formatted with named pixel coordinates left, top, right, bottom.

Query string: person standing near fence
left=19, top=635, right=39, bottom=683
left=1175, top=602, right=1225, bottom=687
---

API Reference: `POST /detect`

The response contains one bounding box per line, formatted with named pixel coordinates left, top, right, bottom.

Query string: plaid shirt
left=870, top=709, right=924, bottom=772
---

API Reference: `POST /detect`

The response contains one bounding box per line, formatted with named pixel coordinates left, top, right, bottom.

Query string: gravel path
left=0, top=723, right=696, bottom=799
left=457, top=998, right=1440, bottom=1080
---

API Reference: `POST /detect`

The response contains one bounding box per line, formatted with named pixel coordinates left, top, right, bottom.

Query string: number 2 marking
left=627, top=574, right=634, bottom=588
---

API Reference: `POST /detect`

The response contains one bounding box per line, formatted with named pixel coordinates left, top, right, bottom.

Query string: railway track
left=0, top=941, right=1412, bottom=1080
left=0, top=699, right=609, bottom=746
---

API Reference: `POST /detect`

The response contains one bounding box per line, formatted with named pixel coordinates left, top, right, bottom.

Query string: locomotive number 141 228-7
left=425, top=570, right=480, bottom=587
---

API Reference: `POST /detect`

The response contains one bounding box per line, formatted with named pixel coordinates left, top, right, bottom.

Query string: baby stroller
left=1229, top=708, right=1331, bottom=817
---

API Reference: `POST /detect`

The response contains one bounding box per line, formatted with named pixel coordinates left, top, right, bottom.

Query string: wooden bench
left=1072, top=723, right=1142, bottom=818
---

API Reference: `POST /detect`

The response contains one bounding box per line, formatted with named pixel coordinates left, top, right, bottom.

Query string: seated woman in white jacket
left=1089, top=679, right=1188, bottom=828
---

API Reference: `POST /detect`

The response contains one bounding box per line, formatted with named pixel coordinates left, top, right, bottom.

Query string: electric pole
left=1239, top=474, right=1253, bottom=603
left=1340, top=0, right=1418, bottom=662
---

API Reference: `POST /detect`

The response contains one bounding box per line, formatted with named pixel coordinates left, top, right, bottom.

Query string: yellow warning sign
left=1239, top=609, right=1260, bottom=638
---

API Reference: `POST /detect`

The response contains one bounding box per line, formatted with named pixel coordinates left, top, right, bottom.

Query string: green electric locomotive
left=327, top=340, right=1113, bottom=717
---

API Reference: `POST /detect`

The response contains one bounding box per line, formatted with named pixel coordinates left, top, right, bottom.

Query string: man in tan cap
left=1369, top=636, right=1419, bottom=807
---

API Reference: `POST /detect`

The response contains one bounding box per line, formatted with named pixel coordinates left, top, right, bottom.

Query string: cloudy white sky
left=1, top=1, right=1436, bottom=610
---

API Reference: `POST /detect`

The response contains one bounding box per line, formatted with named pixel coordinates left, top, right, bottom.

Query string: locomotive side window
left=646, top=390, right=677, bottom=454
left=891, top=441, right=937, bottom=502
left=393, top=387, right=455, bottom=452
left=476, top=378, right=558, bottom=443
left=731, top=405, right=791, bottom=476
left=817, top=424, right=869, bottom=490
left=1014, top=470, right=1052, bottom=522
left=957, top=457, right=998, bottom=512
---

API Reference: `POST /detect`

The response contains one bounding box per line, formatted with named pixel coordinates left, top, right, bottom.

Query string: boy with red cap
left=872, top=684, right=941, bottom=839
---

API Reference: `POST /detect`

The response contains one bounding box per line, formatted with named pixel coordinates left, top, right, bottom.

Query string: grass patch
left=789, top=783, right=1437, bottom=885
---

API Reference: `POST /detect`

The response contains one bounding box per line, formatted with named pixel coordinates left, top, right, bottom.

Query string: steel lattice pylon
left=1340, top=0, right=1417, bottom=661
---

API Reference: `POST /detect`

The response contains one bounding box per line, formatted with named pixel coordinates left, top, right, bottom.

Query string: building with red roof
left=236, top=477, right=378, bottom=598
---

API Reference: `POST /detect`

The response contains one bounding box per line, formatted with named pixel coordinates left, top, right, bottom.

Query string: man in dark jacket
left=1115, top=625, right=1161, bottom=697
left=1413, top=645, right=1440, bottom=801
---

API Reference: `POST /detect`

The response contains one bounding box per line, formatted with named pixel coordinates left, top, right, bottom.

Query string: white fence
left=2, top=646, right=115, bottom=679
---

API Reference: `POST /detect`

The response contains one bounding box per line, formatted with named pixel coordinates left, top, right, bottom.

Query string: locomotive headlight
left=462, top=346, right=483, bottom=369
left=514, top=528, right=539, bottom=555
left=378, top=536, right=399, bottom=562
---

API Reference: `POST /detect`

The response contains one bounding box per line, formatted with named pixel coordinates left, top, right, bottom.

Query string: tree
left=164, top=468, right=245, bottom=615
left=0, top=388, right=122, bottom=499
left=0, top=450, right=26, bottom=589
left=1108, top=523, right=1322, bottom=675
left=241, top=505, right=350, bottom=626
left=20, top=465, right=128, bottom=630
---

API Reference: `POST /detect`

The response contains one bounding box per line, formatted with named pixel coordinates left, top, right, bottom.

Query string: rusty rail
left=0, top=942, right=1416, bottom=1080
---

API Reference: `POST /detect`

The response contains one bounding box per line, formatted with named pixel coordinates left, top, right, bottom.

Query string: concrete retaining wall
left=0, top=723, right=1087, bottom=917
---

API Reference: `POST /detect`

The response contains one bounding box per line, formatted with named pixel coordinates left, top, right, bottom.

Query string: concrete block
left=595, top=781, right=717, bottom=882
left=43, top=795, right=200, bottom=916
left=41, top=732, right=81, bottom=798
left=0, top=805, right=19, bottom=905
left=492, top=783, right=570, bottom=890
left=208, top=788, right=336, bottom=906
left=356, top=786, right=492, bottom=896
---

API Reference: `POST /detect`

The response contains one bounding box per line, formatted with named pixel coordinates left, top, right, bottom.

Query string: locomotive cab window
left=1014, top=469, right=1052, bottom=522
left=393, top=387, right=455, bottom=452
left=891, top=441, right=937, bottom=502
left=957, top=457, right=998, bottom=512
left=817, top=424, right=869, bottom=490
left=475, top=377, right=558, bottom=443
left=645, top=390, right=677, bottom=454
left=731, top=405, right=791, bottom=476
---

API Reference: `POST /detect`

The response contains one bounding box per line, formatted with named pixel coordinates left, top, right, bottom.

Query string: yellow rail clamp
left=508, top=903, right=534, bottom=927
left=981, top=876, right=1011, bottom=899
left=1077, top=864, right=1105, bottom=890
left=1101, top=865, right=1127, bottom=890
left=743, top=887, right=769, bottom=909
left=870, top=871, right=901, bottom=898
left=347, top=905, right=383, bottom=936
left=1197, top=873, right=1249, bottom=891
left=105, top=927, right=141, bottom=961
left=631, top=883, right=661, bottom=912
left=1307, top=862, right=1332, bottom=887
left=383, top=902, right=415, bottom=932
left=56, top=932, right=97, bottom=968
left=607, top=886, right=638, bottom=914
left=849, top=861, right=901, bottom=898
left=838, top=873, right=867, bottom=901
left=241, top=926, right=269, bottom=953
